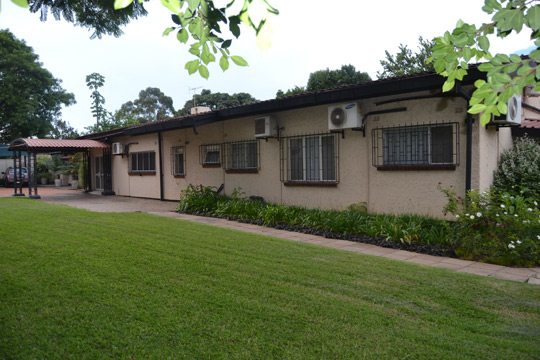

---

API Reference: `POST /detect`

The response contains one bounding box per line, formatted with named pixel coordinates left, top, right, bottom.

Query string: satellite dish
left=330, top=108, right=346, bottom=127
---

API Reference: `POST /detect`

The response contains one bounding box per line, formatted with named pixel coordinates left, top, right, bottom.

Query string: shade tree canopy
left=119, top=87, right=176, bottom=123
left=0, top=29, right=75, bottom=143
left=377, top=36, right=434, bottom=79
left=430, top=0, right=540, bottom=126
left=10, top=0, right=279, bottom=79
left=176, top=89, right=258, bottom=116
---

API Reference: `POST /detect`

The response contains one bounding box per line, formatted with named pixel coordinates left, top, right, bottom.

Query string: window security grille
left=129, top=151, right=156, bottom=173
left=199, top=144, right=221, bottom=165
left=371, top=122, right=459, bottom=168
left=171, top=147, right=185, bottom=176
left=280, top=132, right=339, bottom=183
left=223, top=140, right=259, bottom=170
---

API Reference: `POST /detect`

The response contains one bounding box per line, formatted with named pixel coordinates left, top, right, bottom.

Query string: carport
left=8, top=138, right=113, bottom=199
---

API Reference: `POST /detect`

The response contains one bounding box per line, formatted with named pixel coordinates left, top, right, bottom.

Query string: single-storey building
left=17, top=69, right=535, bottom=218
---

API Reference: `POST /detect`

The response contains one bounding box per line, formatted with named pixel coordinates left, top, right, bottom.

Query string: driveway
left=0, top=186, right=80, bottom=197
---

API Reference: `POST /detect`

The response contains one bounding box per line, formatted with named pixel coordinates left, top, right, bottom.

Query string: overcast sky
left=0, top=0, right=534, bottom=133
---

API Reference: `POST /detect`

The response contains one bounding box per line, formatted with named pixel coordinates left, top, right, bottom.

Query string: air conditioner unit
left=506, top=95, right=522, bottom=124
left=254, top=116, right=277, bottom=138
left=328, top=103, right=363, bottom=130
left=112, top=142, right=124, bottom=155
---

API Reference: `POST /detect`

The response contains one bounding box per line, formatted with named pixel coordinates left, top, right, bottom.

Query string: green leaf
left=256, top=21, right=273, bottom=52
left=478, top=62, right=494, bottom=72
left=462, top=47, right=473, bottom=62
left=114, top=0, right=133, bottom=9
left=468, top=103, right=486, bottom=114
left=11, top=0, right=29, bottom=7
left=469, top=96, right=483, bottom=106
left=221, top=39, right=232, bottom=49
left=198, top=65, right=209, bottom=79
left=231, top=55, right=248, bottom=67
left=229, top=16, right=241, bottom=38
left=527, top=6, right=540, bottom=31
left=530, top=49, right=540, bottom=62
left=177, top=29, right=189, bottom=43
left=497, top=100, right=508, bottom=114
left=160, top=0, right=182, bottom=14
left=185, top=59, right=200, bottom=75
left=187, top=0, right=200, bottom=12
left=474, top=79, right=486, bottom=88
left=219, top=56, right=229, bottom=71
left=478, top=36, right=490, bottom=52
left=442, top=79, right=455, bottom=92
left=163, top=27, right=175, bottom=36
left=479, top=112, right=491, bottom=126
left=510, top=54, right=522, bottom=63
left=171, top=14, right=182, bottom=25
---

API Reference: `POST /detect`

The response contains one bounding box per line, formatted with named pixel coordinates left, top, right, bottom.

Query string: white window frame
left=171, top=146, right=185, bottom=176
left=287, top=134, right=337, bottom=182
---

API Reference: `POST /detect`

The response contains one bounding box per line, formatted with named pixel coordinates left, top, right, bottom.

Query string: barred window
left=372, top=123, right=459, bottom=168
left=130, top=151, right=156, bottom=173
left=200, top=144, right=221, bottom=166
left=171, top=147, right=185, bottom=176
left=281, top=133, right=339, bottom=183
left=224, top=141, right=259, bottom=170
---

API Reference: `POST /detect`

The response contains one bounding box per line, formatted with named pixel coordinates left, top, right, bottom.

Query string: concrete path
left=37, top=192, right=540, bottom=285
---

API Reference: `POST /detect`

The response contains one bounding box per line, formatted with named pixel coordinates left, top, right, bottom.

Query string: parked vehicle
left=2, top=167, right=29, bottom=187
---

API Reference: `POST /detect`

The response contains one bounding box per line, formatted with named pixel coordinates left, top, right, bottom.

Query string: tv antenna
left=188, top=86, right=203, bottom=106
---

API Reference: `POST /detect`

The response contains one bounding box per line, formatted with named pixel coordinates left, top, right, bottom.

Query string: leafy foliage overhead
left=120, top=87, right=176, bottom=123
left=0, top=29, right=75, bottom=143
left=430, top=0, right=539, bottom=126
left=27, top=0, right=148, bottom=39
left=176, top=89, right=258, bottom=116
left=377, top=36, right=434, bottom=79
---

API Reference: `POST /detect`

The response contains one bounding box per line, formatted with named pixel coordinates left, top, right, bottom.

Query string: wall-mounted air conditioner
left=328, top=103, right=363, bottom=130
left=254, top=116, right=277, bottom=138
left=112, top=142, right=124, bottom=155
left=492, top=95, right=522, bottom=125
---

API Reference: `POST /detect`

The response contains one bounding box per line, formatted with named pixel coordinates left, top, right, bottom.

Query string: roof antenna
left=189, top=86, right=203, bottom=107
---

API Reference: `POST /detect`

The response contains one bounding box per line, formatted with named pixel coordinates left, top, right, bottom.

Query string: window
left=224, top=141, right=259, bottom=171
left=372, top=123, right=458, bottom=168
left=200, top=144, right=221, bottom=166
left=171, top=147, right=185, bottom=176
left=281, top=133, right=339, bottom=183
left=130, top=151, right=156, bottom=174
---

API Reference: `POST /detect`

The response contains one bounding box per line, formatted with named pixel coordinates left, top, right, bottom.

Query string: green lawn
left=1, top=198, right=539, bottom=360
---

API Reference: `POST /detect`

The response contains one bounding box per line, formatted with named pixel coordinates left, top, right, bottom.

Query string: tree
left=276, top=64, right=371, bottom=97
left=86, top=72, right=108, bottom=127
left=27, top=0, right=148, bottom=39
left=176, top=89, right=258, bottom=116
left=119, top=87, right=176, bottom=123
left=84, top=110, right=139, bottom=134
left=0, top=29, right=75, bottom=143
left=430, top=0, right=540, bottom=126
left=11, top=0, right=279, bottom=79
left=377, top=36, right=434, bottom=79
left=306, top=64, right=371, bottom=92
left=49, top=119, right=79, bottom=139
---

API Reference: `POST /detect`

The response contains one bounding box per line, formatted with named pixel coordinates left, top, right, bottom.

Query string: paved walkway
left=36, top=192, right=540, bottom=285
left=0, top=185, right=79, bottom=197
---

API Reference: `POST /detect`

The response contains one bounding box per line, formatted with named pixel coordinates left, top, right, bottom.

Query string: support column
left=12, top=150, right=25, bottom=197
left=29, top=152, right=40, bottom=199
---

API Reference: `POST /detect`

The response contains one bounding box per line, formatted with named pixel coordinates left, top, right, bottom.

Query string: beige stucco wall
left=105, top=90, right=512, bottom=218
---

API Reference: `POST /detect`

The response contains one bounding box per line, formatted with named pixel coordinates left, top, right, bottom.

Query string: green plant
left=493, top=136, right=540, bottom=199
left=37, top=172, right=52, bottom=184
left=440, top=185, right=540, bottom=266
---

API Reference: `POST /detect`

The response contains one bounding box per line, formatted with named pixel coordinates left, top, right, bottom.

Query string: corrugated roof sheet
left=522, top=118, right=540, bottom=129
left=9, top=138, right=109, bottom=151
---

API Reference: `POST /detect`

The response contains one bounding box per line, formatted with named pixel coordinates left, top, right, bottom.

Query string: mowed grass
left=1, top=199, right=539, bottom=360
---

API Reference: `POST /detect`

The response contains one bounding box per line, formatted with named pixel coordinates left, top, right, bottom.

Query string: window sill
left=376, top=165, right=456, bottom=171
left=225, top=169, right=259, bottom=174
left=128, top=172, right=156, bottom=176
left=202, top=164, right=221, bottom=168
left=284, top=181, right=338, bottom=187
left=173, top=175, right=186, bottom=178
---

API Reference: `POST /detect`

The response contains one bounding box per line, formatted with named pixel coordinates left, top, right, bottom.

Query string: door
left=95, top=156, right=104, bottom=190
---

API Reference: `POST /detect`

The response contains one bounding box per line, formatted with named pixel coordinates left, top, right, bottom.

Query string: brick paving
left=12, top=191, right=540, bottom=285
left=0, top=185, right=80, bottom=197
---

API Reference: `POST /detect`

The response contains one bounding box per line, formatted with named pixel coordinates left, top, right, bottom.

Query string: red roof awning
left=8, top=138, right=110, bottom=152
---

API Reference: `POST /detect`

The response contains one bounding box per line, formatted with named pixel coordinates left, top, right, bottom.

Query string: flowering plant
left=439, top=185, right=540, bottom=266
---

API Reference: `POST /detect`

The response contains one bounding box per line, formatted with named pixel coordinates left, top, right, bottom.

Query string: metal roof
left=8, top=138, right=110, bottom=152
left=522, top=118, right=540, bottom=129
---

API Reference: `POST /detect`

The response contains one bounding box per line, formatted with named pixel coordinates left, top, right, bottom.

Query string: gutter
left=158, top=132, right=164, bottom=201
left=456, top=82, right=474, bottom=193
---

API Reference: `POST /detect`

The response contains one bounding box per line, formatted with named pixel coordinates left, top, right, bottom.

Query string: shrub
left=441, top=186, right=540, bottom=266
left=493, top=136, right=540, bottom=199
left=178, top=185, right=450, bottom=247
left=37, top=172, right=53, bottom=184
